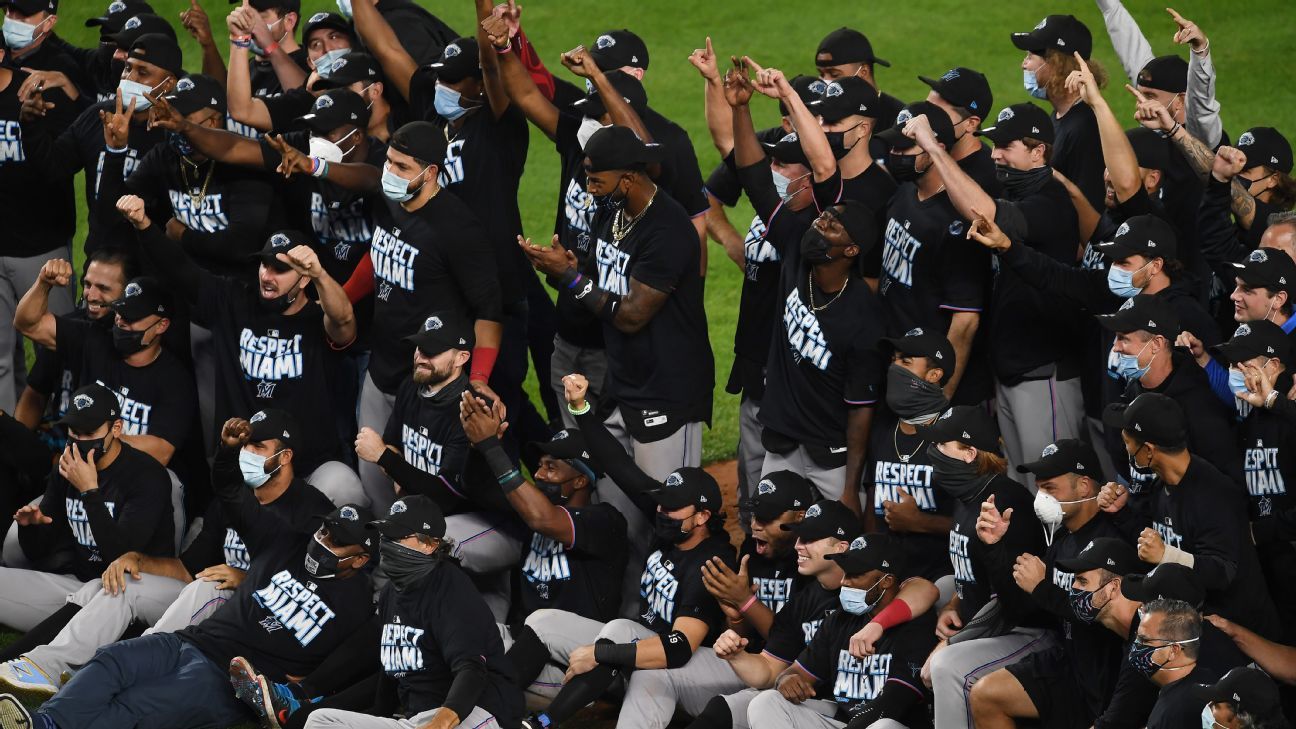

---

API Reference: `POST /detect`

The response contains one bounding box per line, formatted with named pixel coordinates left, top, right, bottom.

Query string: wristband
left=567, top=400, right=591, bottom=416
left=593, top=641, right=638, bottom=668
left=310, top=157, right=329, bottom=178
left=469, top=346, right=498, bottom=384
left=494, top=40, right=512, bottom=54
left=597, top=294, right=620, bottom=322
left=738, top=594, right=758, bottom=614
left=868, top=598, right=912, bottom=631
left=558, top=268, right=582, bottom=289
left=478, top=436, right=523, bottom=494
left=260, top=41, right=279, bottom=56
left=231, top=36, right=252, bottom=48
left=1265, top=390, right=1279, bottom=409
left=106, top=143, right=129, bottom=154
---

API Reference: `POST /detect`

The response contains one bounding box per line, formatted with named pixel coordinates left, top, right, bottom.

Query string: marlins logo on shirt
left=96, top=381, right=153, bottom=435
left=252, top=570, right=338, bottom=646
left=563, top=178, right=595, bottom=243
left=224, top=528, right=252, bottom=570
left=309, top=193, right=372, bottom=260
left=400, top=425, right=444, bottom=474
left=523, top=533, right=572, bottom=597
left=743, top=214, right=776, bottom=283
left=782, top=289, right=833, bottom=370
left=438, top=139, right=467, bottom=186
left=239, top=329, right=305, bottom=383
left=871, top=461, right=936, bottom=516
left=167, top=190, right=231, bottom=233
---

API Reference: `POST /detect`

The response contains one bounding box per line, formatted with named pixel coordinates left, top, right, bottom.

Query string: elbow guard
left=662, top=629, right=694, bottom=669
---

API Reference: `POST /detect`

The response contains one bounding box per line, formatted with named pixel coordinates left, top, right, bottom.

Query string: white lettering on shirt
left=251, top=569, right=337, bottom=646
left=782, top=288, right=833, bottom=370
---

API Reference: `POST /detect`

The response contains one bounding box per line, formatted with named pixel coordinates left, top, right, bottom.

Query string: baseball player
left=746, top=533, right=937, bottom=729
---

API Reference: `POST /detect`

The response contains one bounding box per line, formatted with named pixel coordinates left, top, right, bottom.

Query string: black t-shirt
left=760, top=581, right=839, bottom=665
left=1147, top=671, right=1216, bottom=729
left=550, top=111, right=603, bottom=348
left=377, top=563, right=522, bottom=723
left=836, top=162, right=898, bottom=279
left=250, top=49, right=311, bottom=100
left=958, top=142, right=1000, bottom=194
left=1052, top=101, right=1105, bottom=212
left=640, top=106, right=709, bottom=219
left=794, top=606, right=935, bottom=720
left=948, top=475, right=1045, bottom=625
left=55, top=316, right=196, bottom=449
left=879, top=184, right=989, bottom=337
left=519, top=503, right=628, bottom=623
left=383, top=376, right=472, bottom=504
left=581, top=193, right=713, bottom=417
left=178, top=447, right=373, bottom=682
left=365, top=191, right=502, bottom=394
left=737, top=536, right=804, bottom=654
left=0, top=67, right=77, bottom=257
left=180, top=479, right=334, bottom=575
left=637, top=534, right=734, bottom=645
left=866, top=411, right=952, bottom=582
left=21, top=442, right=174, bottom=581
left=373, top=0, right=459, bottom=65
left=703, top=127, right=787, bottom=208
left=27, top=310, right=108, bottom=434
left=260, top=132, right=386, bottom=283
left=1239, top=406, right=1296, bottom=520
left=193, top=275, right=348, bottom=471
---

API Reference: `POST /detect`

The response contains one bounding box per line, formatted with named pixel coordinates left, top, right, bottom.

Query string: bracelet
left=567, top=401, right=591, bottom=416
left=310, top=157, right=329, bottom=178
left=1192, top=41, right=1210, bottom=57
left=106, top=143, right=129, bottom=154
left=494, top=40, right=512, bottom=54
left=565, top=273, right=584, bottom=290
left=1265, top=389, right=1279, bottom=409
left=231, top=36, right=252, bottom=48
left=260, top=41, right=279, bottom=56
left=738, top=594, right=758, bottom=614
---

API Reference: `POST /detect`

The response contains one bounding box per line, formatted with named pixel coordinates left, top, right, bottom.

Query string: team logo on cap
left=1236, top=323, right=1253, bottom=337
left=905, top=327, right=924, bottom=337
left=390, top=501, right=407, bottom=515
left=1033, top=17, right=1048, bottom=30
left=423, top=316, right=442, bottom=331
left=941, top=68, right=960, bottom=82
left=270, top=233, right=291, bottom=248
left=315, top=95, right=334, bottom=110
left=757, top=479, right=776, bottom=495
left=939, top=408, right=954, bottom=420
left=996, top=107, right=1015, bottom=123
left=250, top=411, right=267, bottom=423
left=850, top=536, right=867, bottom=550
left=339, top=506, right=359, bottom=521
left=808, top=79, right=828, bottom=95
left=309, top=11, right=331, bottom=23
left=108, top=1, right=127, bottom=12
left=782, top=132, right=799, bottom=144
left=1118, top=298, right=1135, bottom=312
left=333, top=58, right=348, bottom=71
left=1239, top=132, right=1255, bottom=147
left=1041, top=443, right=1059, bottom=457
left=552, top=430, right=569, bottom=440
left=595, top=34, right=615, bottom=49
left=665, top=472, right=684, bottom=487
left=805, top=504, right=822, bottom=518
left=1249, top=249, right=1269, bottom=263
left=895, top=109, right=913, bottom=126
left=1115, top=222, right=1130, bottom=238
left=124, top=282, right=142, bottom=298
left=176, top=78, right=195, bottom=92
left=824, top=82, right=844, bottom=98
left=124, top=16, right=141, bottom=29
left=443, top=43, right=461, bottom=59
left=73, top=394, right=94, bottom=410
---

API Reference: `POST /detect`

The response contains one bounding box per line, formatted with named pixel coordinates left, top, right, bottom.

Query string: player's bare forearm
left=896, top=577, right=939, bottom=617
left=139, top=554, right=196, bottom=583
left=1228, top=178, right=1258, bottom=229
left=119, top=433, right=175, bottom=466
left=1169, top=125, right=1214, bottom=183
left=843, top=407, right=874, bottom=517
left=943, top=312, right=979, bottom=398
left=727, top=651, right=784, bottom=689
left=907, top=512, right=954, bottom=535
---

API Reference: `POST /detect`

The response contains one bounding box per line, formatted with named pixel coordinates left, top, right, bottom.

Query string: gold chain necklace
left=179, top=158, right=215, bottom=212
left=893, top=422, right=926, bottom=463
left=612, top=185, right=658, bottom=242
left=808, top=269, right=848, bottom=312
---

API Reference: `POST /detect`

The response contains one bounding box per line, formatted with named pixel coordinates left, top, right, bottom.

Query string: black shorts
left=1004, top=646, right=1094, bottom=729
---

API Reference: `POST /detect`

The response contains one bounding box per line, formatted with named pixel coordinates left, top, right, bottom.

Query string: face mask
left=885, top=365, right=949, bottom=423
left=1128, top=636, right=1197, bottom=677
left=250, top=18, right=285, bottom=57
left=258, top=274, right=305, bottom=313
left=536, top=477, right=578, bottom=506
left=594, top=178, right=628, bottom=212
left=169, top=131, right=195, bottom=158
left=434, top=83, right=468, bottom=121
left=995, top=165, right=1052, bottom=200
left=1229, top=367, right=1256, bottom=398
left=70, top=436, right=107, bottom=460
left=304, top=530, right=357, bottom=579
left=1023, top=68, right=1048, bottom=100
left=1202, top=704, right=1223, bottom=729
left=654, top=511, right=691, bottom=544
left=117, top=78, right=161, bottom=112
left=1106, top=261, right=1150, bottom=298
left=239, top=447, right=285, bottom=488
left=111, top=321, right=156, bottom=357
left=1033, top=490, right=1098, bottom=546
left=1128, top=444, right=1157, bottom=479
left=336, top=0, right=354, bottom=18
left=3, top=16, right=47, bottom=51
left=381, top=163, right=429, bottom=203
left=839, top=577, right=885, bottom=615
left=1110, top=339, right=1153, bottom=382
left=824, top=122, right=863, bottom=160
left=577, top=117, right=606, bottom=150
left=888, top=152, right=925, bottom=183
left=1068, top=581, right=1111, bottom=624
left=379, top=538, right=440, bottom=590
left=927, top=443, right=989, bottom=503
left=314, top=48, right=351, bottom=79
left=309, top=128, right=359, bottom=164
left=772, top=169, right=793, bottom=200
left=800, top=228, right=835, bottom=265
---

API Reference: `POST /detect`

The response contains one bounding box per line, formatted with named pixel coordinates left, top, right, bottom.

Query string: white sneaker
left=0, top=659, right=57, bottom=702
left=0, top=693, right=33, bottom=729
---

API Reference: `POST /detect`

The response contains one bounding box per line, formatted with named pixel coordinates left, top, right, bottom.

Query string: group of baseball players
left=0, top=0, right=1295, bottom=727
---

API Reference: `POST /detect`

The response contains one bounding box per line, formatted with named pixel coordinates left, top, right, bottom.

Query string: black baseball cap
left=248, top=408, right=297, bottom=447
left=881, top=327, right=957, bottom=383
left=1055, top=537, right=1142, bottom=576
left=369, top=495, right=446, bottom=540
left=916, top=405, right=1002, bottom=453
left=876, top=101, right=957, bottom=151
left=390, top=121, right=448, bottom=167
left=589, top=29, right=649, bottom=72
left=252, top=230, right=310, bottom=271
left=1230, top=247, right=1296, bottom=294
left=428, top=37, right=481, bottom=84
left=1017, top=438, right=1103, bottom=481
left=1127, top=127, right=1171, bottom=171
left=1212, top=320, right=1292, bottom=367
left=1137, top=55, right=1188, bottom=95
left=1093, top=214, right=1178, bottom=261
left=571, top=70, right=647, bottom=120
left=163, top=73, right=225, bottom=115
left=109, top=13, right=178, bottom=50
left=110, top=276, right=170, bottom=321
left=232, top=0, right=300, bottom=12
left=126, top=32, right=183, bottom=78
left=524, top=429, right=599, bottom=483
left=977, top=102, right=1055, bottom=146
left=781, top=500, right=862, bottom=542
left=56, top=384, right=121, bottom=432
left=86, top=0, right=155, bottom=32
left=741, top=470, right=813, bottom=522
left=808, top=76, right=880, bottom=122
left=303, top=10, right=352, bottom=41
left=1120, top=562, right=1205, bottom=607
left=919, top=67, right=992, bottom=118
left=1209, top=668, right=1283, bottom=720
left=1237, top=127, right=1293, bottom=174
left=313, top=51, right=381, bottom=89
left=298, top=88, right=368, bottom=133
left=1, top=0, right=55, bottom=14
left=1102, top=392, right=1188, bottom=448
left=319, top=503, right=376, bottom=551
left=828, top=533, right=903, bottom=577
left=778, top=75, right=825, bottom=117
left=651, top=467, right=721, bottom=513
left=403, top=312, right=475, bottom=356
left=830, top=201, right=878, bottom=251
left=815, top=27, right=889, bottom=68
left=584, top=125, right=661, bottom=173
left=1011, top=14, right=1092, bottom=60
left=764, top=132, right=809, bottom=167
left=1095, top=294, right=1180, bottom=337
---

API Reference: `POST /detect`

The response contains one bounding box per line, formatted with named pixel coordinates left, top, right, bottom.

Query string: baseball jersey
left=866, top=411, right=952, bottom=581
left=519, top=503, right=628, bottom=623
left=637, top=534, right=734, bottom=645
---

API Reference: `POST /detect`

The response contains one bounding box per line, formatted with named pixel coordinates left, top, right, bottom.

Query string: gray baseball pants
left=0, top=248, right=74, bottom=412
left=617, top=648, right=747, bottom=729
left=736, top=397, right=763, bottom=531
left=357, top=372, right=398, bottom=514
left=930, top=627, right=1057, bottom=729
left=746, top=689, right=909, bottom=729
left=761, top=448, right=857, bottom=503
left=305, top=705, right=499, bottom=729
left=0, top=569, right=84, bottom=632
left=522, top=608, right=657, bottom=703
left=994, top=375, right=1084, bottom=492
left=549, top=337, right=608, bottom=430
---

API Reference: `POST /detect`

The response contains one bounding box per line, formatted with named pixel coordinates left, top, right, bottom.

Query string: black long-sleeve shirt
left=951, top=474, right=1048, bottom=628
left=0, top=66, right=78, bottom=257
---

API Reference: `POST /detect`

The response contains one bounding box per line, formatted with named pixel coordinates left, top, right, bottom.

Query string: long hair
left=974, top=447, right=1008, bottom=476
left=1043, top=50, right=1108, bottom=99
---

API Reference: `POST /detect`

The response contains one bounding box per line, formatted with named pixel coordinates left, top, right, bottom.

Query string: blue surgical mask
left=3, top=16, right=47, bottom=51
left=315, top=48, right=351, bottom=79
left=1202, top=704, right=1223, bottom=729
left=1109, top=339, right=1153, bottom=382
left=772, top=169, right=792, bottom=201
left=117, top=78, right=160, bottom=111
left=1106, top=262, right=1148, bottom=298
left=1023, top=68, right=1048, bottom=100
left=1229, top=367, right=1250, bottom=397
left=239, top=448, right=284, bottom=488
left=434, top=83, right=468, bottom=121
left=839, top=577, right=885, bottom=615
left=336, top=0, right=354, bottom=18
left=381, top=163, right=429, bottom=202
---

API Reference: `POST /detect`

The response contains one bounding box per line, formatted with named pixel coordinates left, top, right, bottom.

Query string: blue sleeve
left=1203, top=358, right=1235, bottom=408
